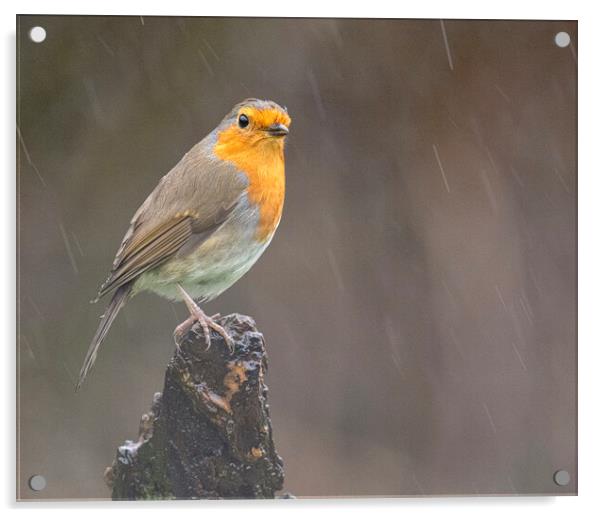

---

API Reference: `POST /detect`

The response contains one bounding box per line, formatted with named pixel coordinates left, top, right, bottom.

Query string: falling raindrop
left=58, top=223, right=79, bottom=275
left=482, top=402, right=497, bottom=435
left=197, top=47, right=214, bottom=76
left=439, top=20, right=454, bottom=71
left=432, top=144, right=451, bottom=193
left=17, top=126, right=46, bottom=186
left=96, top=34, right=115, bottom=56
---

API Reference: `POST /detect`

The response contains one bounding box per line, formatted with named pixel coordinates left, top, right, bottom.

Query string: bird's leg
left=173, top=284, right=234, bottom=353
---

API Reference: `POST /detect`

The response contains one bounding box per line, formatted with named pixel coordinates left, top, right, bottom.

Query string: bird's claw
left=173, top=314, right=195, bottom=350
left=174, top=285, right=234, bottom=354
left=205, top=318, right=234, bottom=353
left=173, top=312, right=234, bottom=353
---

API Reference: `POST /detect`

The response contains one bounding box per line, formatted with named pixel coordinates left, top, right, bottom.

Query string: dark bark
left=105, top=313, right=285, bottom=500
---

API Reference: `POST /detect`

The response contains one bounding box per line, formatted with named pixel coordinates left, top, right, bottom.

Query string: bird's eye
left=238, top=114, right=249, bottom=128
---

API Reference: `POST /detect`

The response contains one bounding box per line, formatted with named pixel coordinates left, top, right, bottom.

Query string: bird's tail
left=76, top=283, right=132, bottom=391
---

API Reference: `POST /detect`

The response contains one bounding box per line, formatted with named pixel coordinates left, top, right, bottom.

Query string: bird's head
left=214, top=99, right=291, bottom=159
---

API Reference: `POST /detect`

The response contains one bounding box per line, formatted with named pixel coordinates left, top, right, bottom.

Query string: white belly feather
left=133, top=195, right=277, bottom=302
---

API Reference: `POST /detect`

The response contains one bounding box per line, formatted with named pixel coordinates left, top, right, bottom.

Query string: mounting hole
left=28, top=474, right=47, bottom=491
left=554, top=31, right=570, bottom=48
left=553, top=470, right=570, bottom=486
left=29, top=26, right=46, bottom=43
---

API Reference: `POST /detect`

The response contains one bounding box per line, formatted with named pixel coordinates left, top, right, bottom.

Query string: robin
left=76, top=98, right=291, bottom=390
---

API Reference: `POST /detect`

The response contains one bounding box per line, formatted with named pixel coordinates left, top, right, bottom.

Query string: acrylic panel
left=16, top=15, right=577, bottom=500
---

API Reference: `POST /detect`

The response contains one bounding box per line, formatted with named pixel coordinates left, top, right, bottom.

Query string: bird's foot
left=174, top=285, right=234, bottom=353
left=173, top=314, right=195, bottom=350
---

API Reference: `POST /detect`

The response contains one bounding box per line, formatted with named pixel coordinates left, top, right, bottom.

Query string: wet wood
left=105, top=314, right=285, bottom=500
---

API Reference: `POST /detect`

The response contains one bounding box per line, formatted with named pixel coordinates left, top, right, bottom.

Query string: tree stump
left=105, top=313, right=285, bottom=500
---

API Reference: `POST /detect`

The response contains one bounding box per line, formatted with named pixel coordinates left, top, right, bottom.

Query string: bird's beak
left=266, top=123, right=289, bottom=137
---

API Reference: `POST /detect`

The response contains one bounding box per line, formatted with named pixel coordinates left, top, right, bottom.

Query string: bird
left=76, top=98, right=291, bottom=391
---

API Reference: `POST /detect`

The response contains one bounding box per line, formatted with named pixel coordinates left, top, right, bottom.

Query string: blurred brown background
left=17, top=16, right=577, bottom=499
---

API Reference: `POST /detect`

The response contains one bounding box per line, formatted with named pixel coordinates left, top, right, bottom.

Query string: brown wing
left=95, top=215, right=194, bottom=298
left=93, top=135, right=248, bottom=301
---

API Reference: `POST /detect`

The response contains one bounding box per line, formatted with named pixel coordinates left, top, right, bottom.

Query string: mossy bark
left=105, top=314, right=285, bottom=500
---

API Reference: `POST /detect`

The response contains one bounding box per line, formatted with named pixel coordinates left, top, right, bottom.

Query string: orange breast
left=214, top=127, right=286, bottom=242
